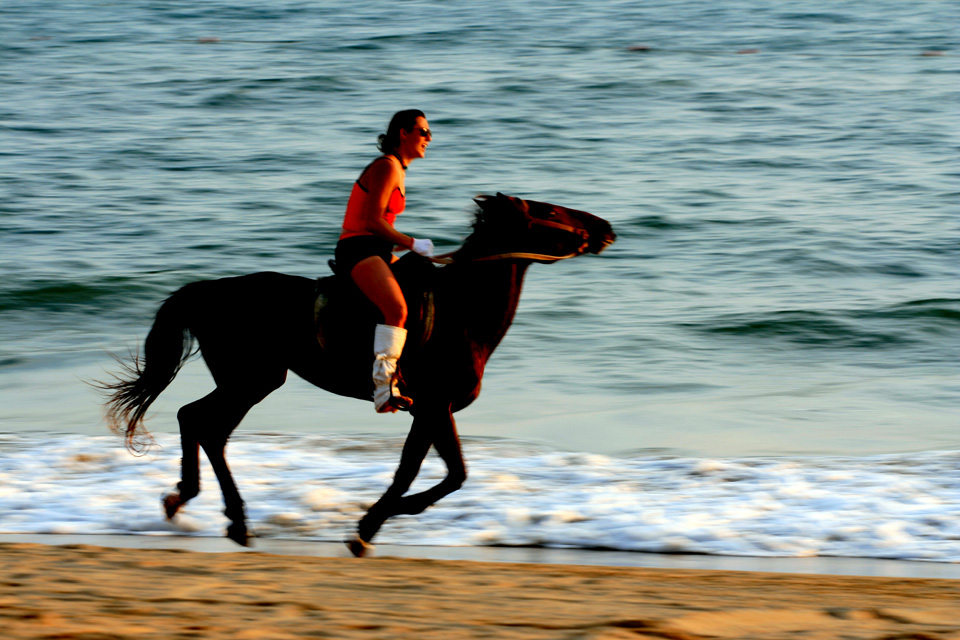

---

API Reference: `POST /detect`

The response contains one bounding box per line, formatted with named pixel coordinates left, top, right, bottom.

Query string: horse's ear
left=474, top=194, right=494, bottom=209
left=497, top=193, right=529, bottom=213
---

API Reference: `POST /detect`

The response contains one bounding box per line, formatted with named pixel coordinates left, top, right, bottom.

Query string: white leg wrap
left=372, top=324, right=407, bottom=412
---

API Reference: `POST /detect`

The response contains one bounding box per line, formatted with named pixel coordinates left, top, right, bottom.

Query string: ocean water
left=1, top=0, right=958, bottom=561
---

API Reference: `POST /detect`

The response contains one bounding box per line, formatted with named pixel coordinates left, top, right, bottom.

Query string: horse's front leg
left=349, top=404, right=467, bottom=556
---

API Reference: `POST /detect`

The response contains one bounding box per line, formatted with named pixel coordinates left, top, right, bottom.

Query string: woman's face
left=399, top=116, right=431, bottom=161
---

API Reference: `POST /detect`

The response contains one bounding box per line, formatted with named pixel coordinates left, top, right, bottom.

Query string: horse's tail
left=100, top=285, right=197, bottom=454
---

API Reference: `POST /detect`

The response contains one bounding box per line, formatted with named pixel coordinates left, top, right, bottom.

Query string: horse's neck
left=453, top=260, right=529, bottom=362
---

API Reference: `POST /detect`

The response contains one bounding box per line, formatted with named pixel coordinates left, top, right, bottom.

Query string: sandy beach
left=2, top=542, right=958, bottom=639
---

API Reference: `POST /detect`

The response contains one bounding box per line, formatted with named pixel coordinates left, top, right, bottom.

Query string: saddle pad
left=313, top=280, right=435, bottom=350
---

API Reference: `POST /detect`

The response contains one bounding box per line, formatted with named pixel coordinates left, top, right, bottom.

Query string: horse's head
left=462, top=193, right=616, bottom=263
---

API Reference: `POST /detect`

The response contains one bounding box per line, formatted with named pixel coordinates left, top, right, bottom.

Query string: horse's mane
left=453, top=197, right=523, bottom=260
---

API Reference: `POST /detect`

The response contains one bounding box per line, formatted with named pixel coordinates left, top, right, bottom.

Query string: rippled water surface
left=2, top=0, right=957, bottom=462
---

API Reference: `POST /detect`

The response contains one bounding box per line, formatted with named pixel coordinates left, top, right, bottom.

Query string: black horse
left=101, top=193, right=615, bottom=553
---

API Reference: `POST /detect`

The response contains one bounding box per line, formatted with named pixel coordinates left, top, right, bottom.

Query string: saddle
left=313, top=252, right=437, bottom=355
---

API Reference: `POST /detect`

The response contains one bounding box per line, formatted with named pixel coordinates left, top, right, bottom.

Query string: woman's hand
left=410, top=238, right=435, bottom=258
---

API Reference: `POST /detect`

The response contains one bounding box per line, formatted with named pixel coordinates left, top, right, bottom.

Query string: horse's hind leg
left=199, top=414, right=250, bottom=546
left=162, top=416, right=200, bottom=519
left=165, top=376, right=285, bottom=546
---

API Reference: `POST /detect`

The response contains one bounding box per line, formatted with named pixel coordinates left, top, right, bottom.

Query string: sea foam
left=1, top=432, right=957, bottom=563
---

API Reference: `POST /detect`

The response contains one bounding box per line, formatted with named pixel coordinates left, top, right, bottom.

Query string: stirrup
left=374, top=384, right=413, bottom=413
left=373, top=354, right=412, bottom=412
left=384, top=392, right=413, bottom=412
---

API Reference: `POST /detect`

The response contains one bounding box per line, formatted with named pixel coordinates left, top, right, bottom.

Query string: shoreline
left=2, top=539, right=958, bottom=640
left=4, top=533, right=959, bottom=580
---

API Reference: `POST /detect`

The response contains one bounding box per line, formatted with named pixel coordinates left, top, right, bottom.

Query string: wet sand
left=2, top=541, right=959, bottom=639
left=5, top=533, right=960, bottom=580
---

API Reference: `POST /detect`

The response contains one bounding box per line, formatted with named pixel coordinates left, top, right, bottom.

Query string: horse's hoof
left=162, top=493, right=183, bottom=520
left=345, top=535, right=373, bottom=558
left=226, top=523, right=253, bottom=547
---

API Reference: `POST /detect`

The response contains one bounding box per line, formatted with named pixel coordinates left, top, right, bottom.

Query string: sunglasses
left=413, top=127, right=432, bottom=139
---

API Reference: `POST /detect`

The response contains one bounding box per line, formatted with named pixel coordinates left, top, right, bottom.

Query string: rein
left=426, top=208, right=590, bottom=265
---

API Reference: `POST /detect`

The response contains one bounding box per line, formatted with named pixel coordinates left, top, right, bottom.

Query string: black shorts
left=335, top=235, right=394, bottom=276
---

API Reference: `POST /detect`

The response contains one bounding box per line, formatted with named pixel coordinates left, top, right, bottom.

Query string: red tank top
left=339, top=157, right=406, bottom=240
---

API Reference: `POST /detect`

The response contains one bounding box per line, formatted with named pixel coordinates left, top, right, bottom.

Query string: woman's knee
left=370, top=285, right=407, bottom=326
left=382, top=298, right=408, bottom=327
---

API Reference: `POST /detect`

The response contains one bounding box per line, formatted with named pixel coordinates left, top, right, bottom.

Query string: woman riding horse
left=335, top=110, right=436, bottom=413
left=99, top=190, right=615, bottom=552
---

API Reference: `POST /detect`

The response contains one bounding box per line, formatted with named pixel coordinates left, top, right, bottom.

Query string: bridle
left=429, top=205, right=591, bottom=265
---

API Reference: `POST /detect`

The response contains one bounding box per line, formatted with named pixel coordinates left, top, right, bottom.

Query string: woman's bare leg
left=350, top=256, right=411, bottom=412
left=350, top=256, right=407, bottom=327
